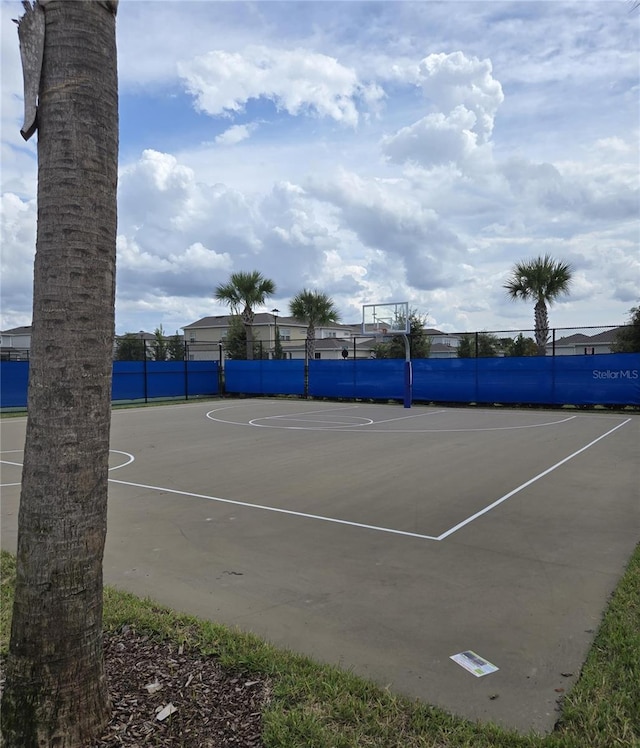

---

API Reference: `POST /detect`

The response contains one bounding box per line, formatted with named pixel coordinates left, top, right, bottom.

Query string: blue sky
left=1, top=0, right=638, bottom=336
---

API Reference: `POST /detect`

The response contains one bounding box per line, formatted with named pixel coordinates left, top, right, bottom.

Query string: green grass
left=1, top=546, right=639, bottom=747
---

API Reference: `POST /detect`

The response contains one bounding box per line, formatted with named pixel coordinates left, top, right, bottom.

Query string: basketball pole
left=402, top=333, right=412, bottom=408
left=362, top=302, right=412, bottom=408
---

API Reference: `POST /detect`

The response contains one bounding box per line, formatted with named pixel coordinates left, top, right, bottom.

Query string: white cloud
left=380, top=51, right=502, bottom=169
left=215, top=124, right=257, bottom=146
left=307, top=169, right=467, bottom=290
left=382, top=106, right=480, bottom=167
left=119, top=149, right=263, bottom=253
left=0, top=192, right=36, bottom=328
left=178, top=45, right=384, bottom=126
left=417, top=52, right=504, bottom=143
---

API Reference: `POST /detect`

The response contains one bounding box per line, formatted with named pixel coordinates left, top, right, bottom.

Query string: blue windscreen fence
left=306, top=354, right=638, bottom=405
left=1, top=353, right=638, bottom=409
left=224, top=359, right=305, bottom=396
left=1, top=360, right=218, bottom=408
left=0, top=361, right=29, bottom=408
left=309, top=359, right=406, bottom=400
left=411, top=354, right=640, bottom=405
left=111, top=361, right=219, bottom=401
left=553, top=355, right=639, bottom=406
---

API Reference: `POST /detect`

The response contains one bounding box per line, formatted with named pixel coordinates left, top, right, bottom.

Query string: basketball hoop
left=362, top=302, right=409, bottom=337
left=361, top=301, right=412, bottom=408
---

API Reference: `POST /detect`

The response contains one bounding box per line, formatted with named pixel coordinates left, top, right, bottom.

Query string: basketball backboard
left=361, top=301, right=410, bottom=336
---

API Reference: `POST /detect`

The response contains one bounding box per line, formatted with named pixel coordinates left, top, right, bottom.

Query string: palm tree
left=215, top=270, right=276, bottom=360
left=289, top=289, right=341, bottom=360
left=504, top=254, right=573, bottom=355
left=2, top=2, right=118, bottom=744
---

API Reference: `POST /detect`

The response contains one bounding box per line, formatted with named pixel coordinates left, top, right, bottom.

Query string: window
left=280, top=328, right=291, bottom=341
left=314, top=352, right=321, bottom=359
left=189, top=334, right=196, bottom=343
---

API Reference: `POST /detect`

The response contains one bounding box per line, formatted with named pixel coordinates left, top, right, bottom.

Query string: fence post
left=142, top=339, right=148, bottom=403
left=402, top=333, right=412, bottom=409
left=552, top=328, right=556, bottom=357
left=218, top=342, right=224, bottom=394
left=184, top=343, right=189, bottom=401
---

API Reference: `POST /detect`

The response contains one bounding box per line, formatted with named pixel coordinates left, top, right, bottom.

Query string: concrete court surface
left=1, top=399, right=638, bottom=734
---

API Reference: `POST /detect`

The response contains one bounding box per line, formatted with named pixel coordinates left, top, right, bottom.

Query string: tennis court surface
left=1, top=399, right=638, bottom=732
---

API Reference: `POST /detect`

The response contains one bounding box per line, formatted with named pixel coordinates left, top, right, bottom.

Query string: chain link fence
left=428, top=325, right=633, bottom=359
left=2, top=325, right=625, bottom=363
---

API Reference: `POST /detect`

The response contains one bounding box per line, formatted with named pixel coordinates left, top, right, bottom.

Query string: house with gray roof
left=546, top=327, right=624, bottom=355
left=182, top=313, right=362, bottom=360
left=0, top=325, right=32, bottom=360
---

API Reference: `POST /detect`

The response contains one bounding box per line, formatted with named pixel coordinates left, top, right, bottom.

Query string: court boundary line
left=206, top=405, right=579, bottom=433
left=106, top=478, right=441, bottom=541
left=251, top=416, right=375, bottom=428
left=3, top=417, right=632, bottom=542
left=0, top=450, right=135, bottom=476
left=437, top=417, right=632, bottom=539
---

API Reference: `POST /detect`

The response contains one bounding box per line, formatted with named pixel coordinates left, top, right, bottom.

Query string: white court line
left=0, top=450, right=135, bottom=472
left=109, top=415, right=627, bottom=542
left=254, top=410, right=447, bottom=429
left=208, top=405, right=578, bottom=433
left=249, top=416, right=374, bottom=429
left=437, top=417, right=632, bottom=540
left=366, top=409, right=447, bottom=425
left=4, top=418, right=631, bottom=543
left=1, top=483, right=21, bottom=487
left=428, top=414, right=578, bottom=433
left=207, top=404, right=362, bottom=426
left=266, top=405, right=362, bottom=419
left=107, top=478, right=440, bottom=541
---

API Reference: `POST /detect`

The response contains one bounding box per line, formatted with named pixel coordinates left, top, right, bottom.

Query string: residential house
left=425, top=328, right=462, bottom=359
left=546, top=327, right=624, bottom=356
left=183, top=313, right=371, bottom=361
left=0, top=325, right=32, bottom=360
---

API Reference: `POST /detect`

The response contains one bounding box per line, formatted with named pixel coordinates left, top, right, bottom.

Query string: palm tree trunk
left=242, top=309, right=254, bottom=360
left=306, top=322, right=316, bottom=361
left=1, top=2, right=118, bottom=745
left=534, top=299, right=549, bottom=356
left=245, top=324, right=255, bottom=359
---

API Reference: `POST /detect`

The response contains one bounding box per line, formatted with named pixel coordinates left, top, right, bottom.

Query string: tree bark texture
left=534, top=299, right=549, bottom=356
left=305, top=322, right=316, bottom=361
left=242, top=309, right=255, bottom=360
left=1, top=2, right=118, bottom=746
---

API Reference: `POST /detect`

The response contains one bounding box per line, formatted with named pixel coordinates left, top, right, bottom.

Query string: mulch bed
left=91, top=626, right=269, bottom=746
